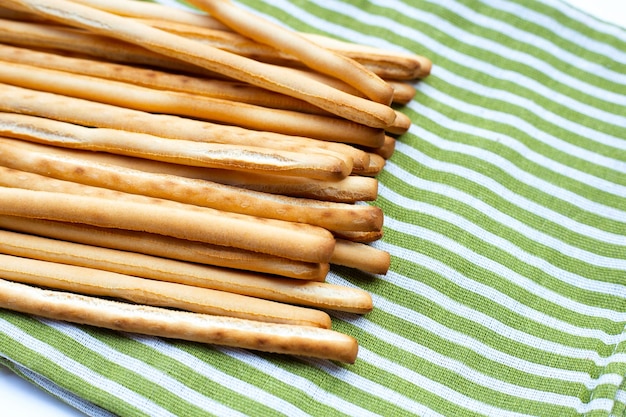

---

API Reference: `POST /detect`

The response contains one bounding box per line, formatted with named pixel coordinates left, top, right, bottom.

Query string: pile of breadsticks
left=0, top=0, right=430, bottom=363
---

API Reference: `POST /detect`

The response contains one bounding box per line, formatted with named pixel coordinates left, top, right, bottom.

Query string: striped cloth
left=1, top=0, right=625, bottom=416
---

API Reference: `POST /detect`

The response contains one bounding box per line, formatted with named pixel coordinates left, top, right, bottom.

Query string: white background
left=1, top=1, right=624, bottom=416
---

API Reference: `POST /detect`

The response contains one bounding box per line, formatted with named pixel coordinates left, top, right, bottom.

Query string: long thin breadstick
left=0, top=60, right=385, bottom=147
left=332, top=239, right=391, bottom=275
left=0, top=215, right=328, bottom=280
left=0, top=278, right=359, bottom=363
left=0, top=83, right=368, bottom=173
left=0, top=229, right=372, bottom=313
left=0, top=187, right=336, bottom=263
left=0, top=17, right=221, bottom=75
left=0, top=143, right=383, bottom=233
left=186, top=0, right=394, bottom=104
left=70, top=0, right=431, bottom=80
left=0, top=113, right=351, bottom=181
left=8, top=0, right=397, bottom=128
left=0, top=44, right=332, bottom=116
left=0, top=252, right=331, bottom=328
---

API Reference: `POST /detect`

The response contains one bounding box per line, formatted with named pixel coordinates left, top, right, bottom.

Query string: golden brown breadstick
left=387, top=111, right=412, bottom=136
left=360, top=153, right=387, bottom=177
left=0, top=215, right=328, bottom=280
left=187, top=0, right=393, bottom=105
left=331, top=239, right=391, bottom=275
left=71, top=0, right=431, bottom=80
left=0, top=143, right=382, bottom=233
left=0, top=17, right=212, bottom=75
left=0, top=44, right=331, bottom=115
left=387, top=80, right=418, bottom=104
left=364, top=135, right=396, bottom=160
left=0, top=113, right=351, bottom=181
left=10, top=0, right=397, bottom=128
left=333, top=229, right=384, bottom=243
left=0, top=83, right=368, bottom=172
left=0, top=252, right=331, bottom=328
left=0, top=229, right=371, bottom=313
left=0, top=187, right=336, bottom=263
left=0, top=60, right=385, bottom=147
left=0, top=278, right=359, bottom=362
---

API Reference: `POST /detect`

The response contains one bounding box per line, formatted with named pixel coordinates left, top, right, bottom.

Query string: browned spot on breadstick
left=333, top=229, right=384, bottom=244
left=10, top=0, right=397, bottom=128
left=0, top=186, right=337, bottom=263
left=0, top=229, right=371, bottom=313
left=0, top=278, right=359, bottom=362
left=0, top=252, right=332, bottom=328
left=0, top=215, right=328, bottom=280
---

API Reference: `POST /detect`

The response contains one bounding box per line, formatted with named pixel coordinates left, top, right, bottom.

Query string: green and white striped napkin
left=1, top=0, right=625, bottom=416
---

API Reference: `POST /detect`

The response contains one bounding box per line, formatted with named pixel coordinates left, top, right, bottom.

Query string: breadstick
left=331, top=239, right=391, bottom=275
left=363, top=135, right=396, bottom=160
left=0, top=143, right=383, bottom=233
left=186, top=0, right=393, bottom=105
left=0, top=83, right=368, bottom=172
left=0, top=278, right=359, bottom=362
left=333, top=230, right=384, bottom=244
left=10, top=0, right=397, bottom=128
left=0, top=252, right=331, bottom=328
left=0, top=215, right=328, bottom=280
left=0, top=44, right=331, bottom=115
left=360, top=153, right=387, bottom=177
left=0, top=113, right=351, bottom=182
left=0, top=60, right=385, bottom=147
left=76, top=150, right=379, bottom=203
left=387, top=111, right=412, bottom=136
left=0, top=187, right=336, bottom=263
left=387, top=81, right=417, bottom=104
left=0, top=17, right=212, bottom=75
left=0, top=229, right=372, bottom=313
left=71, top=0, right=431, bottom=80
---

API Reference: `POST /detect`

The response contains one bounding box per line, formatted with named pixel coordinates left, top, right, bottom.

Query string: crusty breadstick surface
left=0, top=278, right=359, bottom=362
left=0, top=215, right=329, bottom=280
left=10, top=0, right=397, bottom=128
left=0, top=252, right=332, bottom=328
left=0, top=187, right=337, bottom=263
left=0, top=228, right=372, bottom=313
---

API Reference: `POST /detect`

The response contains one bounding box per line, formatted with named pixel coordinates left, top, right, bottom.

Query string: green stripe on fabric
left=382, top=151, right=626, bottom=278
left=77, top=329, right=281, bottom=417
left=506, top=0, right=626, bottom=45
left=331, top=318, right=584, bottom=417
left=411, top=0, right=626, bottom=98
left=290, top=0, right=624, bottom=117
left=0, top=311, right=147, bottom=417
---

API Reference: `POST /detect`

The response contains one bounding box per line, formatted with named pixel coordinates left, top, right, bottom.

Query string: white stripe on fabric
left=406, top=102, right=626, bottom=216
left=420, top=69, right=626, bottom=152
left=385, top=149, right=626, bottom=268
left=329, top=272, right=625, bottom=383
left=219, top=348, right=385, bottom=417
left=415, top=82, right=626, bottom=169
left=380, top=215, right=626, bottom=330
left=434, top=0, right=626, bottom=84
left=0, top=318, right=175, bottom=417
left=40, top=319, right=251, bottom=417
left=303, top=356, right=448, bottom=417
left=329, top=313, right=606, bottom=410
left=8, top=360, right=116, bottom=417
left=306, top=0, right=626, bottom=125
left=379, top=173, right=626, bottom=295
left=306, top=352, right=535, bottom=417
left=128, top=336, right=385, bottom=417
left=369, top=0, right=626, bottom=104
left=510, top=0, right=626, bottom=46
